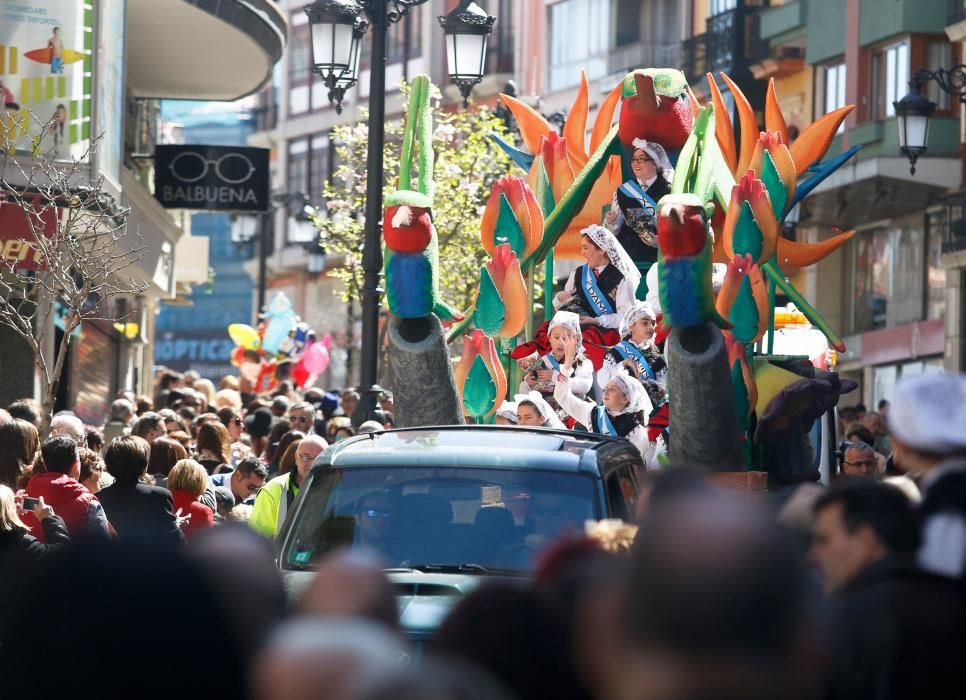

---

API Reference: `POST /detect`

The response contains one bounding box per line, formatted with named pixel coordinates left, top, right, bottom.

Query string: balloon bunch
left=227, top=292, right=331, bottom=392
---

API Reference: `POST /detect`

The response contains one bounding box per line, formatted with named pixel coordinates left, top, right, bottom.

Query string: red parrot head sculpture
left=618, top=70, right=694, bottom=152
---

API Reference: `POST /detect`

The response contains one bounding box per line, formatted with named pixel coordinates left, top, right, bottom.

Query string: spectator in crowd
left=877, top=399, right=890, bottom=421
left=326, top=417, right=353, bottom=443
left=810, top=479, right=966, bottom=699
left=97, top=436, right=182, bottom=544
left=0, top=487, right=69, bottom=567
left=341, top=390, right=360, bottom=418
left=861, top=411, right=890, bottom=457
left=616, top=490, right=817, bottom=700
left=245, top=407, right=275, bottom=458
left=839, top=441, right=879, bottom=479
left=7, top=398, right=41, bottom=430
left=102, top=398, right=135, bottom=443
left=287, top=401, right=316, bottom=435
left=210, top=456, right=268, bottom=506
left=84, top=427, right=104, bottom=454
left=135, top=395, right=154, bottom=415
left=250, top=435, right=327, bottom=538
left=49, top=413, right=85, bottom=445
left=147, top=436, right=189, bottom=487
left=217, top=407, right=244, bottom=442
left=167, top=459, right=214, bottom=539
left=0, top=418, right=40, bottom=489
left=195, top=421, right=232, bottom=475
left=166, top=430, right=193, bottom=454
left=132, top=412, right=167, bottom=445
left=888, top=373, right=966, bottom=579
left=264, top=418, right=293, bottom=466
left=252, top=618, right=405, bottom=700
left=77, top=447, right=107, bottom=494
left=20, top=436, right=110, bottom=541
left=278, top=439, right=303, bottom=477
left=300, top=549, right=398, bottom=628
left=271, top=395, right=291, bottom=418
left=193, top=378, right=216, bottom=410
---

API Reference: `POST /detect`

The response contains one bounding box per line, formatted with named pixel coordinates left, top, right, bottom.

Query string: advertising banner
left=0, top=0, right=93, bottom=160
left=0, top=192, right=57, bottom=270
left=154, top=144, right=271, bottom=212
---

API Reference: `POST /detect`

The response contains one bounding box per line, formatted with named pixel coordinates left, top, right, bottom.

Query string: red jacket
left=21, top=472, right=110, bottom=542
left=171, top=490, right=214, bottom=539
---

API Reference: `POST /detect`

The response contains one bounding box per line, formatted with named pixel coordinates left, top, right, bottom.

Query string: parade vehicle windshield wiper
left=406, top=563, right=520, bottom=576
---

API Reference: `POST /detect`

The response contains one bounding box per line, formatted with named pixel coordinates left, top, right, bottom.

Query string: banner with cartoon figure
left=0, top=0, right=92, bottom=159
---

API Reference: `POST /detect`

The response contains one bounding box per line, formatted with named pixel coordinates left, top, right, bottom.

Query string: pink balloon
left=302, top=342, right=330, bottom=374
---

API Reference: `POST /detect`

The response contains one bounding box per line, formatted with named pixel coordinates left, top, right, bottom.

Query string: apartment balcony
left=127, top=0, right=287, bottom=101
left=759, top=0, right=806, bottom=41
left=948, top=0, right=966, bottom=40
left=607, top=41, right=682, bottom=75
left=682, top=1, right=771, bottom=92
left=941, top=190, right=966, bottom=268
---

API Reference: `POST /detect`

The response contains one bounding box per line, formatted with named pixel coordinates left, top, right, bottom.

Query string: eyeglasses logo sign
left=154, top=145, right=270, bottom=212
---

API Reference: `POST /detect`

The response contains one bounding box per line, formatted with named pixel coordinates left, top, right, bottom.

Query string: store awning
left=126, top=0, right=286, bottom=101
left=122, top=169, right=184, bottom=298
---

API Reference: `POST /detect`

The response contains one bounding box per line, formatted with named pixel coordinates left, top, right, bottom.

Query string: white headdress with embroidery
left=631, top=138, right=675, bottom=183
left=581, top=225, right=642, bottom=292
left=548, top=310, right=584, bottom=355
left=618, top=301, right=658, bottom=339
left=514, top=391, right=566, bottom=429
left=606, top=370, right=652, bottom=416
left=496, top=400, right=518, bottom=423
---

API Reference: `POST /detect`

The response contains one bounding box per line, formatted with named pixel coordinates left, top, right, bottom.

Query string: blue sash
left=613, top=341, right=655, bottom=380
left=595, top=406, right=619, bottom=436
left=619, top=180, right=659, bottom=216
left=581, top=265, right=615, bottom=316
left=543, top=354, right=562, bottom=373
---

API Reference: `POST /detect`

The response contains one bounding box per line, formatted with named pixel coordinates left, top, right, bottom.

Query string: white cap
left=888, top=373, right=966, bottom=455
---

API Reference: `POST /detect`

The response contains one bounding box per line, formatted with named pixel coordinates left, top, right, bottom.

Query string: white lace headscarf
left=548, top=310, right=584, bottom=355
left=618, top=301, right=658, bottom=340
left=514, top=391, right=566, bottom=429
left=496, top=400, right=518, bottom=423
left=581, top=225, right=642, bottom=292
left=631, top=138, right=675, bottom=184
left=606, top=371, right=652, bottom=416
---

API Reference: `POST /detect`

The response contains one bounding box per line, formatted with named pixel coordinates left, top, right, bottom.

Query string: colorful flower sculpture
left=473, top=243, right=527, bottom=339
left=454, top=329, right=507, bottom=420
left=480, top=176, right=543, bottom=259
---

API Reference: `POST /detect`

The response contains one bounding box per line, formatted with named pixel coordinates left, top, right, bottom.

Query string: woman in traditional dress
left=604, top=138, right=674, bottom=299
left=494, top=401, right=518, bottom=425
left=514, top=392, right=566, bottom=429
left=512, top=224, right=640, bottom=370
left=597, top=301, right=667, bottom=395
left=519, top=310, right=594, bottom=408
left=552, top=326, right=657, bottom=467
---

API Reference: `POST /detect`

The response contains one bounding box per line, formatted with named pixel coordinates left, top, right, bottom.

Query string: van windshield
left=282, top=466, right=599, bottom=573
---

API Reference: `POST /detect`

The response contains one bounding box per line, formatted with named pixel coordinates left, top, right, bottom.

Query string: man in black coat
left=810, top=479, right=966, bottom=700
left=98, top=436, right=183, bottom=544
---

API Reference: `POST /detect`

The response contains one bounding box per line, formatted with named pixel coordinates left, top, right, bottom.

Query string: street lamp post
left=304, top=0, right=494, bottom=425
left=895, top=65, right=966, bottom=175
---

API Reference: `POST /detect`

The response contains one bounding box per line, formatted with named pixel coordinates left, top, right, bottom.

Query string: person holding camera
left=0, top=486, right=70, bottom=567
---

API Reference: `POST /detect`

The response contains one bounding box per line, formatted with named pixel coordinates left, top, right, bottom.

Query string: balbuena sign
left=154, top=145, right=270, bottom=212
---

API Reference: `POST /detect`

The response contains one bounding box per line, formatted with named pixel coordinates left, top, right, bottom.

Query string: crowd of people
left=0, top=357, right=964, bottom=698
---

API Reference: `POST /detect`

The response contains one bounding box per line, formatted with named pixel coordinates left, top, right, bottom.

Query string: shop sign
left=154, top=145, right=270, bottom=212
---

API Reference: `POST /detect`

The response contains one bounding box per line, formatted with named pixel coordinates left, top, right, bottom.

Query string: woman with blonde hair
left=0, top=485, right=70, bottom=564
left=166, top=459, right=214, bottom=539
left=192, top=378, right=216, bottom=410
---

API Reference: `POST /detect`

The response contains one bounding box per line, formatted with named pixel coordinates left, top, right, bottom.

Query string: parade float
left=236, top=66, right=859, bottom=488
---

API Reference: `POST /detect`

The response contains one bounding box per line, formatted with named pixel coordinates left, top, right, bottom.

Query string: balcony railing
left=682, top=0, right=770, bottom=87
left=949, top=0, right=966, bottom=25
left=942, top=190, right=966, bottom=256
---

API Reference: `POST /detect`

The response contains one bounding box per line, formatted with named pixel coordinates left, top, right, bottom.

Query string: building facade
left=0, top=0, right=285, bottom=424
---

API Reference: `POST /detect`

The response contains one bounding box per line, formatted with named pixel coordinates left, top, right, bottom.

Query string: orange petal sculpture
left=480, top=176, right=543, bottom=259
left=721, top=171, right=778, bottom=265
left=454, top=329, right=508, bottom=420
left=474, top=243, right=528, bottom=339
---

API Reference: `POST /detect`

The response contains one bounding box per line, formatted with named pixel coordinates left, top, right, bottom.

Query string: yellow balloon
left=228, top=323, right=260, bottom=350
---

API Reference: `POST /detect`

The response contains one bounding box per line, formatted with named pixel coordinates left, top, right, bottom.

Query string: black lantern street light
left=303, top=0, right=496, bottom=425
left=894, top=65, right=966, bottom=175
left=439, top=1, right=496, bottom=107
